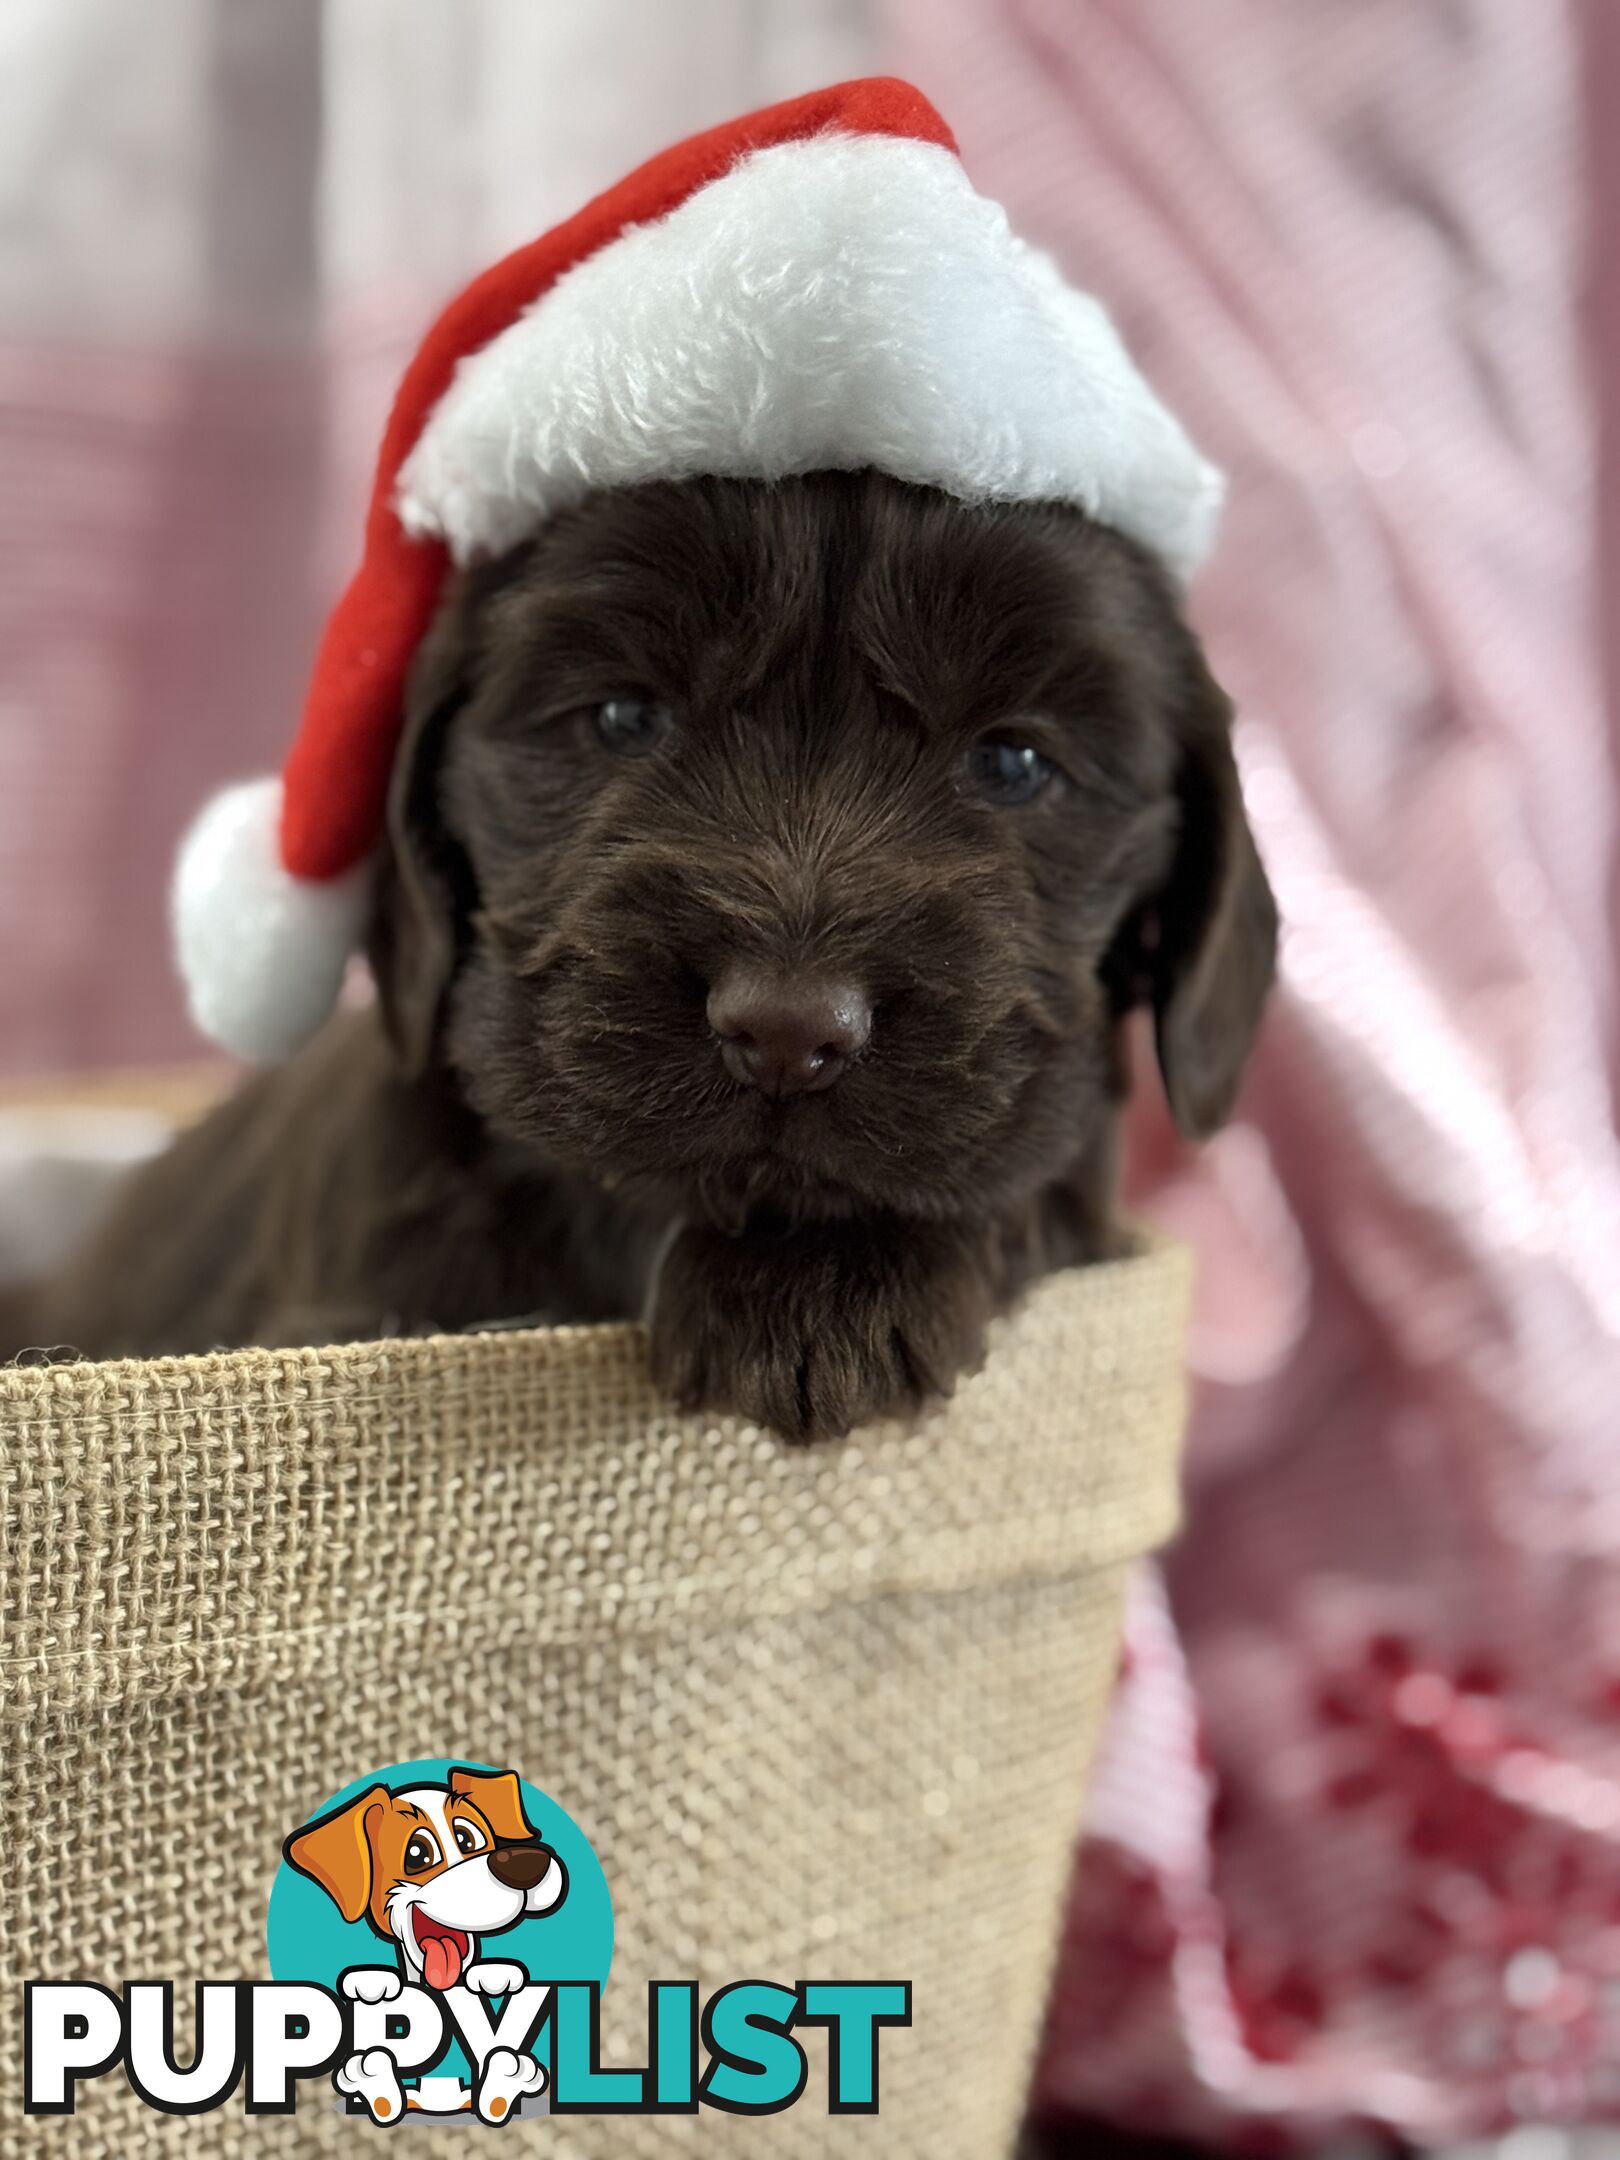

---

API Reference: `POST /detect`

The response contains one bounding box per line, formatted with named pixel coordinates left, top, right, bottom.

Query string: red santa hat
left=175, top=76, right=1223, bottom=1061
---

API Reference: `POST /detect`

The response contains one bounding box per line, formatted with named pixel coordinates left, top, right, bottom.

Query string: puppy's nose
left=488, top=1841, right=555, bottom=1892
left=707, top=970, right=872, bottom=1096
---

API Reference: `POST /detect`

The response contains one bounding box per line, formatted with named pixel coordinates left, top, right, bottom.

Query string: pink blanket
left=878, top=0, right=1620, bottom=2146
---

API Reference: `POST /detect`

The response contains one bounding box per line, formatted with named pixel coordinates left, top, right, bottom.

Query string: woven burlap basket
left=0, top=1237, right=1189, bottom=2158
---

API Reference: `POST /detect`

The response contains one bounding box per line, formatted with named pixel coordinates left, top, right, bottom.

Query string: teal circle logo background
left=266, top=1758, right=613, bottom=1993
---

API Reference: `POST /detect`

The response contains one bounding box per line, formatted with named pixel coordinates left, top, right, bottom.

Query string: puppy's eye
left=965, top=734, right=1055, bottom=806
left=451, top=1819, right=487, bottom=1857
left=403, top=1831, right=441, bottom=1875
left=594, top=696, right=674, bottom=757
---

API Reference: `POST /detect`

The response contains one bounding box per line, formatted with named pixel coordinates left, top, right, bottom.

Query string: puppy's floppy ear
left=283, top=1785, right=388, bottom=1924
left=1144, top=647, right=1278, bottom=1139
left=366, top=585, right=483, bottom=1077
left=449, top=1766, right=536, bottom=1844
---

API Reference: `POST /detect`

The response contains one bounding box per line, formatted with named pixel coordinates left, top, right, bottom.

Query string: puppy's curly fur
left=11, top=471, right=1276, bottom=1438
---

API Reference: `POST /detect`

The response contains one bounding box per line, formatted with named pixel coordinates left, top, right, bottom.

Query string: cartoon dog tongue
left=417, top=1920, right=465, bottom=1991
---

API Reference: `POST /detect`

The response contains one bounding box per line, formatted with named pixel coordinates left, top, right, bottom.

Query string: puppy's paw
left=650, top=1219, right=995, bottom=1442
left=336, top=2045, right=405, bottom=2123
left=475, top=2045, right=547, bottom=2123
left=461, top=1959, right=525, bottom=1997
left=340, top=1967, right=403, bottom=2005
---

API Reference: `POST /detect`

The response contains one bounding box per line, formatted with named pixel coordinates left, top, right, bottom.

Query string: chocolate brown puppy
left=12, top=470, right=1276, bottom=1437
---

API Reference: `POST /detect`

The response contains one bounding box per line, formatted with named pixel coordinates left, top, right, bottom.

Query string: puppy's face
left=285, top=1768, right=553, bottom=1990
left=376, top=472, right=1274, bottom=1226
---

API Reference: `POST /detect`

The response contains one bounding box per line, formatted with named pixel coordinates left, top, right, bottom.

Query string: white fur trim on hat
left=172, top=778, right=370, bottom=1061
left=396, top=133, right=1224, bottom=583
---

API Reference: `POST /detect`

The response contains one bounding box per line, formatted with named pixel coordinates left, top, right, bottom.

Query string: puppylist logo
left=24, top=1758, right=911, bottom=2123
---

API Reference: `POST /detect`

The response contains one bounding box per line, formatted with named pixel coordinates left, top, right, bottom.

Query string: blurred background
left=2, top=3, right=1617, bottom=2155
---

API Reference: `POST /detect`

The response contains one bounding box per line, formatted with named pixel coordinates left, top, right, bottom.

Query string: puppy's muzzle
left=487, top=1839, right=557, bottom=1892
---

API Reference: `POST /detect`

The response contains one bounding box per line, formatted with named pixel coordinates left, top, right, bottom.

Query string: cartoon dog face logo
left=284, top=1766, right=568, bottom=1991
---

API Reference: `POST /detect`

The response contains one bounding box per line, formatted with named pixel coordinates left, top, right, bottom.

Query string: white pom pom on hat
left=173, top=75, right=1224, bottom=1061
left=172, top=780, right=370, bottom=1061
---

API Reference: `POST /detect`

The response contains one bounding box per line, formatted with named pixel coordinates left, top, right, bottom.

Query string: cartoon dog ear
left=284, top=1786, right=388, bottom=1925
left=449, top=1767, right=536, bottom=1844
left=1142, top=646, right=1278, bottom=1140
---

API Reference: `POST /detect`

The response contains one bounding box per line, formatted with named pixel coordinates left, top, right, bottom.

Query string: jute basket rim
left=0, top=1240, right=1190, bottom=1717
left=1, top=1230, right=1182, bottom=1398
